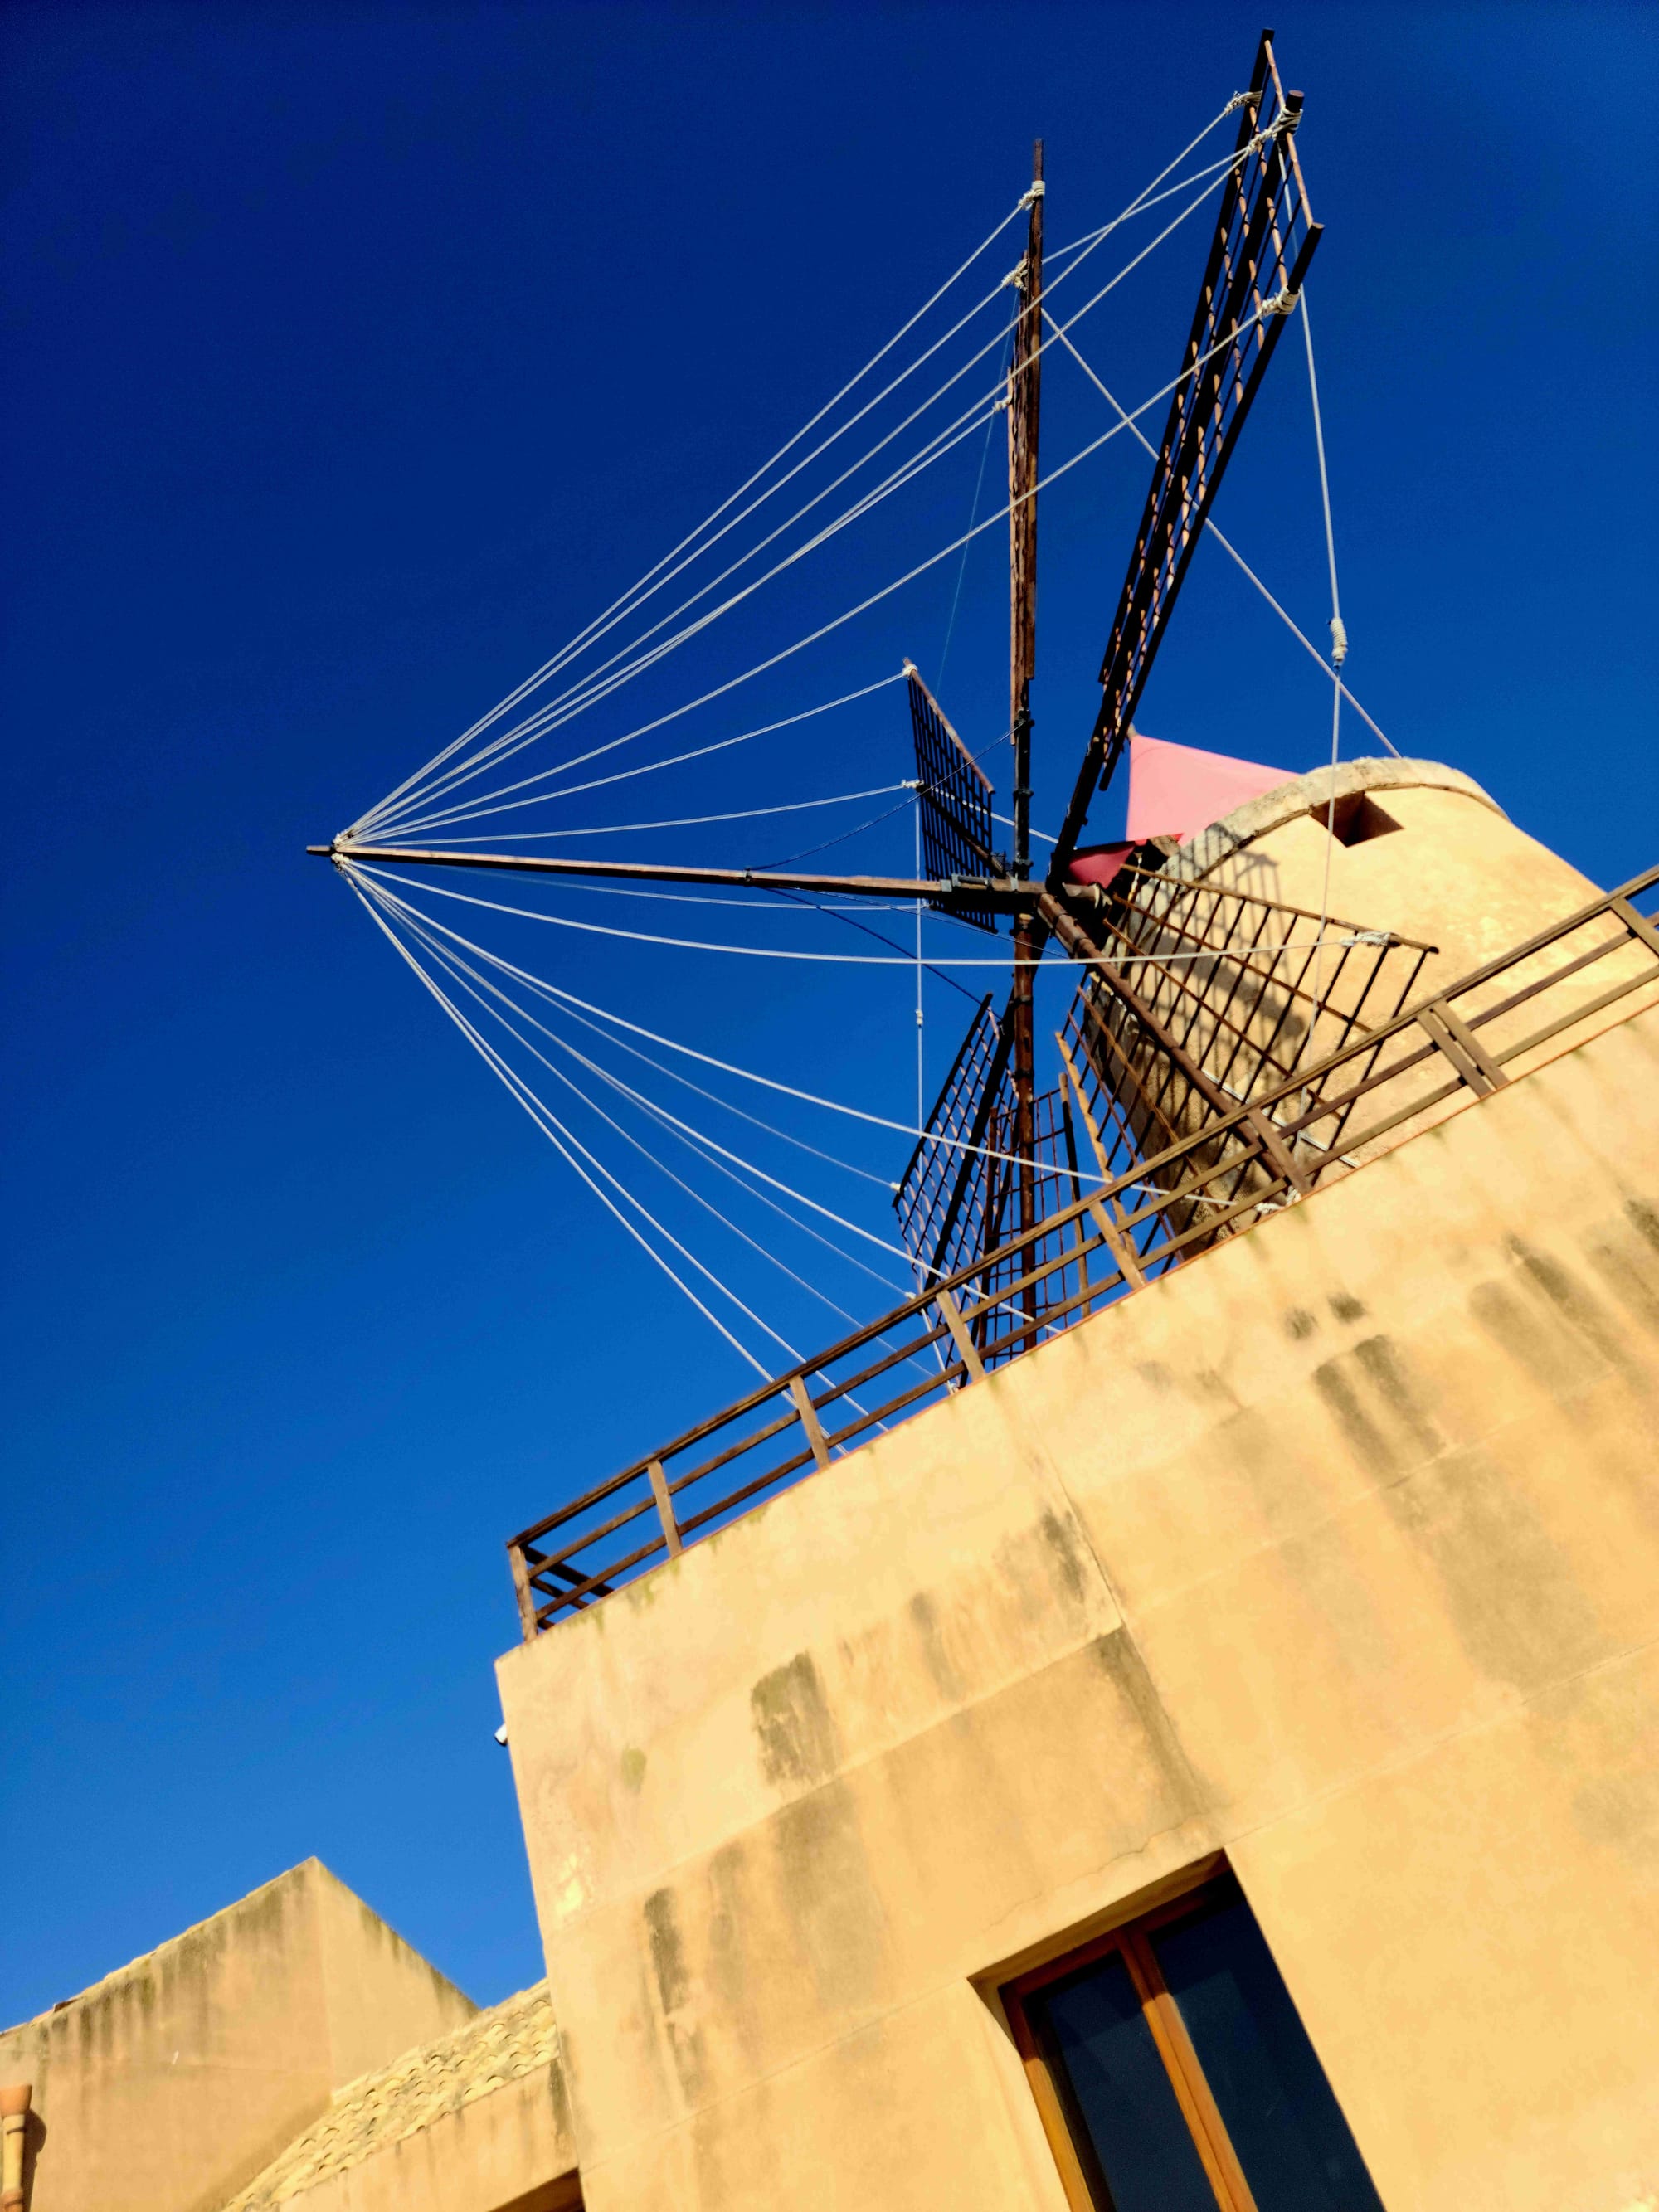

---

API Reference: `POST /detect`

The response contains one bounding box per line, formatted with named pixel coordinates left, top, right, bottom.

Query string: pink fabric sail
left=1124, top=730, right=1292, bottom=844
left=1065, top=841, right=1135, bottom=890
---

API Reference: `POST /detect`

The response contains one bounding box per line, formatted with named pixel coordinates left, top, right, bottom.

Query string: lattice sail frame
left=907, top=668, right=1001, bottom=933
left=904, top=36, right=1328, bottom=1307
left=899, top=858, right=1433, bottom=1346
left=1058, top=860, right=1433, bottom=1224
left=894, top=995, right=1013, bottom=1288
left=1052, top=33, right=1323, bottom=873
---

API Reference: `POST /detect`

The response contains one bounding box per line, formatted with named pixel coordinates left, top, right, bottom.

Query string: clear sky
left=3, top=1, right=1655, bottom=2018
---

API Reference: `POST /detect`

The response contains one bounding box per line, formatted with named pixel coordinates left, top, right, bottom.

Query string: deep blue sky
left=3, top=2, right=1655, bottom=2018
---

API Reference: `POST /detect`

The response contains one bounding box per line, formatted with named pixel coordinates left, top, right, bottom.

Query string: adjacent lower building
left=0, top=1863, right=579, bottom=2212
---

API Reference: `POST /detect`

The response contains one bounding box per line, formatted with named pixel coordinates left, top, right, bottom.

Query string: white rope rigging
left=991, top=809, right=1057, bottom=845
left=1302, top=284, right=1346, bottom=993
left=381, top=881, right=899, bottom=1189
left=367, top=372, right=1000, bottom=837
left=358, top=120, right=1250, bottom=840
left=349, top=196, right=1034, bottom=839
left=358, top=278, right=1033, bottom=835
left=374, top=155, right=1262, bottom=846
left=405, top=781, right=911, bottom=846
left=350, top=877, right=782, bottom=1380
left=387, top=895, right=940, bottom=1418
left=936, top=342, right=1005, bottom=690
left=353, top=863, right=1386, bottom=1184
left=378, top=878, right=1083, bottom=1366
left=362, top=367, right=1002, bottom=839
left=377, top=673, right=912, bottom=843
left=374, top=894, right=965, bottom=1404
left=494, top=673, right=906, bottom=814
left=381, top=887, right=1085, bottom=1407
left=358, top=122, right=1268, bottom=843
left=333, top=89, right=1389, bottom=1379
left=629, top=1120, right=946, bottom=1390
left=387, top=890, right=1232, bottom=1340
left=1044, top=89, right=1260, bottom=260
left=359, top=281, right=1299, bottom=878
left=410, top=920, right=908, bottom=1335
left=348, top=858, right=1387, bottom=973
left=392, top=889, right=930, bottom=1339
left=352, top=870, right=1097, bottom=1184
left=1041, top=312, right=1402, bottom=759
left=561, top=1031, right=896, bottom=1194
left=430, top=943, right=901, bottom=1291
left=417, top=952, right=921, bottom=1410
left=359, top=873, right=935, bottom=1274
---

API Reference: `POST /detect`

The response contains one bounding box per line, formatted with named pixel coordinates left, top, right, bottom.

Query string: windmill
left=312, top=31, right=1427, bottom=1363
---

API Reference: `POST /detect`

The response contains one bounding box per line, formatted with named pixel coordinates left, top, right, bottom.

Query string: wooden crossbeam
left=313, top=842, right=1034, bottom=913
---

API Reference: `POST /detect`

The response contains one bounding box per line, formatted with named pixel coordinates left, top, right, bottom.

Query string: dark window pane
left=1032, top=1951, right=1218, bottom=2212
left=1153, top=1893, right=1385, bottom=2212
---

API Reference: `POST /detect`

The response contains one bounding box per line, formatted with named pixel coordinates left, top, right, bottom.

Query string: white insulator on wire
left=1329, top=615, right=1349, bottom=668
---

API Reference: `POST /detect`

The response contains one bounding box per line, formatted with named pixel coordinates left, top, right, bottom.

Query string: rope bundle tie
left=1244, top=109, right=1300, bottom=160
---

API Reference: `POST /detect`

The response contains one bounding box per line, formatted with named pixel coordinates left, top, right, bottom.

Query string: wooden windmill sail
left=895, top=30, right=1329, bottom=1295
left=313, top=30, right=1423, bottom=1351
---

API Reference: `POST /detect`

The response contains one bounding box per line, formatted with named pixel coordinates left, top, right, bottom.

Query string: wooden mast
left=1007, top=140, right=1044, bottom=1313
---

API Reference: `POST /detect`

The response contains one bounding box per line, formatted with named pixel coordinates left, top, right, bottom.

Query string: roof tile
left=222, top=1981, right=557, bottom=2210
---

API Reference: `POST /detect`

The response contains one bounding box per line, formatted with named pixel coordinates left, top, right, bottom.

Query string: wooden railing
left=508, top=863, right=1659, bottom=1638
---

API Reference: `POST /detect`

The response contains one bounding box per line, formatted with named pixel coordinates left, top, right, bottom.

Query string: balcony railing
left=507, top=862, right=1659, bottom=1638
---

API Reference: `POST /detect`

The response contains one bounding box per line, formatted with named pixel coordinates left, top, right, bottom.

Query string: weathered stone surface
left=501, top=1003, right=1659, bottom=2212
left=221, top=1980, right=577, bottom=2212
left=0, top=1860, right=475, bottom=2212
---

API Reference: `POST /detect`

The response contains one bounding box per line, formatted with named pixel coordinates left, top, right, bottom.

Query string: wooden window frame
left=1001, top=1872, right=1261, bottom=2212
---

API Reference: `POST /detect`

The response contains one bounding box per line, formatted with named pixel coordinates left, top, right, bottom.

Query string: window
left=1003, top=1873, right=1385, bottom=2212
left=1317, top=791, right=1402, bottom=848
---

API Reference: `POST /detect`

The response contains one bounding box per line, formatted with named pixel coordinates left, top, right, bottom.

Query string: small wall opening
left=1317, top=791, right=1403, bottom=848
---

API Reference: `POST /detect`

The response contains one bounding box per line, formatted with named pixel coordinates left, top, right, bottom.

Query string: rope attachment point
left=1244, top=107, right=1302, bottom=160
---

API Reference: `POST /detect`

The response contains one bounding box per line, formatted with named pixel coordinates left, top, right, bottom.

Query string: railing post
left=497, top=861, right=1659, bottom=1649
left=787, top=1374, right=833, bottom=1470
left=508, top=1542, right=538, bottom=1642
left=1067, top=1203, right=1093, bottom=1310
left=645, top=1457, right=684, bottom=1558
left=1085, top=1198, right=1146, bottom=1290
left=1611, top=894, right=1659, bottom=960
left=934, top=1286, right=987, bottom=1381
left=1245, top=1106, right=1312, bottom=1196
left=1057, top=1033, right=1150, bottom=1288
left=1417, top=999, right=1507, bottom=1096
